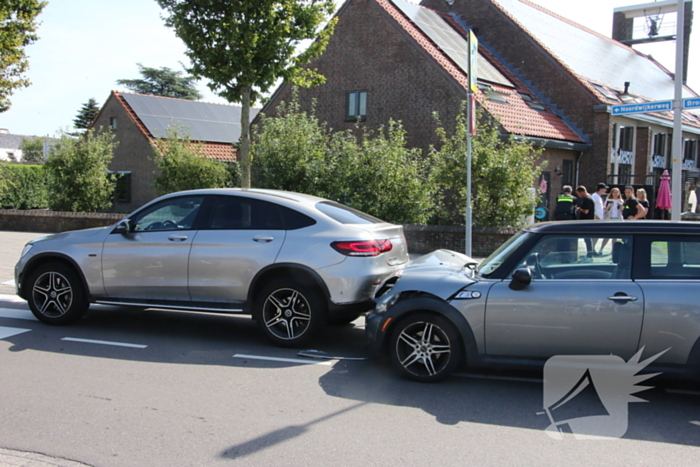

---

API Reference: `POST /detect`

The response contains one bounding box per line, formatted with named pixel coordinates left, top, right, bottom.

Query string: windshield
left=476, top=230, right=531, bottom=277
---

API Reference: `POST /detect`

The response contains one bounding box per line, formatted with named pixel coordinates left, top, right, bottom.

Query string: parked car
left=367, top=221, right=700, bottom=382
left=15, top=189, right=409, bottom=346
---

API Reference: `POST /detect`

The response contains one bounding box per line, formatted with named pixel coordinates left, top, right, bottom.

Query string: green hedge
left=0, top=164, right=49, bottom=209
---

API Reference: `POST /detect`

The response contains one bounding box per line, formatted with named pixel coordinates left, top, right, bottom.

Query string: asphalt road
left=1, top=231, right=700, bottom=466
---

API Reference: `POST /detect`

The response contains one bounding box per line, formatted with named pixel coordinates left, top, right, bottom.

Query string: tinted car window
left=315, top=201, right=384, bottom=224
left=132, top=196, right=204, bottom=231
left=279, top=205, right=316, bottom=230
left=209, top=196, right=285, bottom=230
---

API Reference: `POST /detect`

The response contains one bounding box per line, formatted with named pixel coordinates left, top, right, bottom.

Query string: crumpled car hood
left=386, top=249, right=478, bottom=300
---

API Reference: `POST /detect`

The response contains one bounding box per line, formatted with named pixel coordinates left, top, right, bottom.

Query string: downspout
left=575, top=150, right=586, bottom=187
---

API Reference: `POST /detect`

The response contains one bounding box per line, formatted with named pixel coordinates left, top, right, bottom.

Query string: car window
left=647, top=239, right=700, bottom=279
left=279, top=205, right=316, bottom=230
left=132, top=196, right=204, bottom=232
left=477, top=230, right=530, bottom=277
left=315, top=201, right=385, bottom=224
left=208, top=196, right=286, bottom=230
left=509, top=235, right=633, bottom=280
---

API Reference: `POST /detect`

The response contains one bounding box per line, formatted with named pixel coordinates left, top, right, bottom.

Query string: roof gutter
left=504, top=134, right=591, bottom=152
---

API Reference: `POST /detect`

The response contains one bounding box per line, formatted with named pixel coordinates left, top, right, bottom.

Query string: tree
left=116, top=63, right=202, bottom=100
left=157, top=0, right=338, bottom=188
left=44, top=130, right=117, bottom=212
left=20, top=136, right=46, bottom=163
left=431, top=107, right=544, bottom=227
left=73, top=98, right=100, bottom=130
left=152, top=125, right=232, bottom=196
left=0, top=0, right=47, bottom=112
left=252, top=94, right=435, bottom=224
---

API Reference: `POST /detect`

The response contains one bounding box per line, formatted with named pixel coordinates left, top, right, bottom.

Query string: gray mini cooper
left=368, top=221, right=700, bottom=382
left=15, top=189, right=408, bottom=346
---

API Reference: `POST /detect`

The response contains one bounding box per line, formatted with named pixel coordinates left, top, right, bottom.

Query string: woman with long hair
left=636, top=188, right=649, bottom=219
left=598, top=187, right=623, bottom=255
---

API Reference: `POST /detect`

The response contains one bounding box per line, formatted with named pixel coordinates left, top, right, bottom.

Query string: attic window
left=479, top=83, right=509, bottom=104
left=518, top=92, right=547, bottom=111
left=346, top=91, right=367, bottom=121
left=110, top=117, right=118, bottom=130
left=590, top=82, right=619, bottom=101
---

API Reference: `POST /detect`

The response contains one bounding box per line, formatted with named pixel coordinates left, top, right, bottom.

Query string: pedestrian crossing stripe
left=0, top=326, right=31, bottom=339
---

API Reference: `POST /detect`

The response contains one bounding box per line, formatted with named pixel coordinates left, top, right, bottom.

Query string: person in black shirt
left=623, top=186, right=646, bottom=220
left=576, top=186, right=596, bottom=260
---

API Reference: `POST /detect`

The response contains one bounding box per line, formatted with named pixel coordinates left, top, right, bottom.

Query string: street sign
left=469, top=31, right=478, bottom=93
left=684, top=97, right=700, bottom=109
left=611, top=100, right=673, bottom=115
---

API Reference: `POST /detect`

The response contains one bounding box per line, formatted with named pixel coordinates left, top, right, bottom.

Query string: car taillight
left=331, top=239, right=393, bottom=257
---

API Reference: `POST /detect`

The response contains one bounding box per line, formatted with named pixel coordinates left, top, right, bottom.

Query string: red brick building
left=92, top=91, right=256, bottom=211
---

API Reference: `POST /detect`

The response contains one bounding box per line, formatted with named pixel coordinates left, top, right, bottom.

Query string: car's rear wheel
left=27, top=262, right=88, bottom=325
left=254, top=279, right=326, bottom=347
left=389, top=312, right=462, bottom=382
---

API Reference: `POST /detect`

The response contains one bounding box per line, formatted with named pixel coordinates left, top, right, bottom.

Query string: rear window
left=315, top=201, right=385, bottom=224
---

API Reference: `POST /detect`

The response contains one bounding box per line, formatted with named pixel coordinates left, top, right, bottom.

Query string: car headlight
left=374, top=293, right=400, bottom=314
left=20, top=243, right=33, bottom=258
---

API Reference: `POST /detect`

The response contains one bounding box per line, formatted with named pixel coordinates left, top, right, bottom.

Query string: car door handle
left=607, top=295, right=638, bottom=302
left=168, top=235, right=188, bottom=242
left=253, top=236, right=274, bottom=243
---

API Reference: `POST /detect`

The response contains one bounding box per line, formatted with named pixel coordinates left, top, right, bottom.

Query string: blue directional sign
left=611, top=100, right=673, bottom=115
left=684, top=98, right=700, bottom=110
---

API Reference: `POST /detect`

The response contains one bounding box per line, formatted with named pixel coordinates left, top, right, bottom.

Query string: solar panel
left=121, top=93, right=259, bottom=143
left=392, top=0, right=512, bottom=88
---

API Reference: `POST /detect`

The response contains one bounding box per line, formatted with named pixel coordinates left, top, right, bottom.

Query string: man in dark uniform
left=554, top=185, right=576, bottom=220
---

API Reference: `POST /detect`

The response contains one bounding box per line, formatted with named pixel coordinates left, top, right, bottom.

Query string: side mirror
left=509, top=268, right=532, bottom=291
left=112, top=219, right=131, bottom=235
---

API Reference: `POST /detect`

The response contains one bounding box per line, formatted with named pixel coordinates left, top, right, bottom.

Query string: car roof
left=159, top=188, right=328, bottom=204
left=525, top=220, right=700, bottom=235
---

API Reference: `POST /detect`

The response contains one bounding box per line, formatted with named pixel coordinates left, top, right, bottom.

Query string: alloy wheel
left=32, top=271, right=74, bottom=318
left=262, top=288, right=312, bottom=341
left=395, top=321, right=452, bottom=378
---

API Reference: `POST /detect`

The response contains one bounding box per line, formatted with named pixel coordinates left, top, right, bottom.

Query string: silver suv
left=15, top=189, right=409, bottom=346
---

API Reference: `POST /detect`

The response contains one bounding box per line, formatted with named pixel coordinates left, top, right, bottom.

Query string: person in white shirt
left=592, top=183, right=607, bottom=220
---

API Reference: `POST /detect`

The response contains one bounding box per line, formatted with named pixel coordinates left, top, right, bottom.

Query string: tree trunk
left=239, top=85, right=252, bottom=188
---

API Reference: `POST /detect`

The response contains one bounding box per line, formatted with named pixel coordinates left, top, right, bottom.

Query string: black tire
left=26, top=262, right=88, bottom=325
left=254, top=279, right=326, bottom=347
left=389, top=312, right=462, bottom=383
left=327, top=309, right=363, bottom=326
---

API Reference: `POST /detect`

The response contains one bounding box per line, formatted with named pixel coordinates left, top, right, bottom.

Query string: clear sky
left=0, top=0, right=697, bottom=137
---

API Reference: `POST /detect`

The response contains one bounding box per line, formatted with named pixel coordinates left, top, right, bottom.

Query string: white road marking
left=0, top=307, right=36, bottom=321
left=1, top=280, right=15, bottom=286
left=233, top=353, right=334, bottom=366
left=0, top=326, right=31, bottom=339
left=0, top=293, right=25, bottom=303
left=61, top=337, right=148, bottom=349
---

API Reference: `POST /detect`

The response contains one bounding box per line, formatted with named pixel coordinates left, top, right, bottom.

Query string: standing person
left=575, top=186, right=595, bottom=220
left=592, top=183, right=607, bottom=220
left=554, top=185, right=576, bottom=221
left=636, top=188, right=650, bottom=219
left=604, top=187, right=623, bottom=220
left=622, top=186, right=646, bottom=220
left=575, top=186, right=595, bottom=260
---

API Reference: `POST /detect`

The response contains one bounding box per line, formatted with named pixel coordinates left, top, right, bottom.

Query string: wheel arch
left=20, top=253, right=91, bottom=301
left=381, top=294, right=479, bottom=368
left=247, top=263, right=331, bottom=314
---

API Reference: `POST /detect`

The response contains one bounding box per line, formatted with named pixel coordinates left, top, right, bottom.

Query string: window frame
left=345, top=90, right=367, bottom=121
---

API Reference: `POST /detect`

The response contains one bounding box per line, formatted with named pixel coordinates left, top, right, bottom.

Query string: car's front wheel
left=389, top=312, right=462, bottom=382
left=26, top=262, right=88, bottom=325
left=254, top=279, right=326, bottom=347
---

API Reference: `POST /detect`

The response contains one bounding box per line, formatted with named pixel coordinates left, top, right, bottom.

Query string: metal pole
left=465, top=37, right=473, bottom=257
left=671, top=0, right=684, bottom=221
